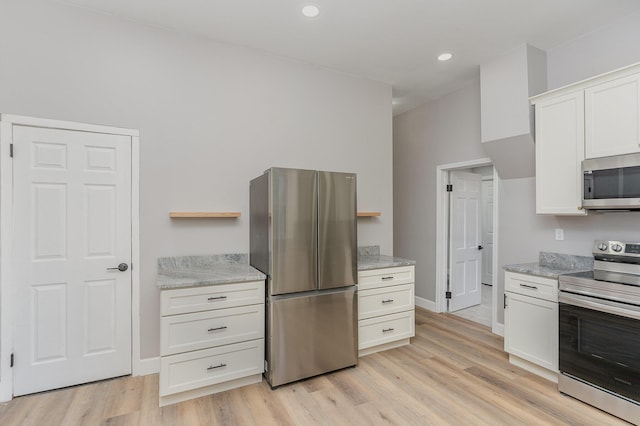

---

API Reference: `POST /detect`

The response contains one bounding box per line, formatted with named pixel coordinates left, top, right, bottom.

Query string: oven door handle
left=560, top=292, right=640, bottom=320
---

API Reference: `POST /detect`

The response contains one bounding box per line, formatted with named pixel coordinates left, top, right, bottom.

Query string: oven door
left=559, top=292, right=640, bottom=403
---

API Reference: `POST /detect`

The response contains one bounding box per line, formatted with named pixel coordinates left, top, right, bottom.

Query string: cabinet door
left=535, top=91, right=586, bottom=215
left=504, top=292, right=558, bottom=372
left=585, top=73, right=640, bottom=159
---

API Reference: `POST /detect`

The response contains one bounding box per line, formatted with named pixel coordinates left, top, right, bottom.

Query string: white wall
left=393, top=78, right=485, bottom=302
left=0, top=0, right=393, bottom=360
left=547, top=9, right=640, bottom=89
left=394, top=11, right=640, bottom=325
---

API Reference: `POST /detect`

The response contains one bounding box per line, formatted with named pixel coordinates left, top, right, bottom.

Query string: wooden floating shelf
left=357, top=212, right=381, bottom=217
left=169, top=212, right=241, bottom=218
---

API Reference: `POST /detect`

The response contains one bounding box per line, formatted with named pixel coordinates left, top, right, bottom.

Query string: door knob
left=478, top=245, right=484, bottom=250
left=107, top=263, right=129, bottom=272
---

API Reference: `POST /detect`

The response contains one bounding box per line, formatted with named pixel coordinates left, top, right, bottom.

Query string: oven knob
left=597, top=243, right=608, bottom=251
left=612, top=244, right=623, bottom=252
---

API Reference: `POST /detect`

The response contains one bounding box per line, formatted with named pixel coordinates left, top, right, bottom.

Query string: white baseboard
left=415, top=296, right=437, bottom=312
left=137, top=357, right=160, bottom=376
left=492, top=322, right=504, bottom=337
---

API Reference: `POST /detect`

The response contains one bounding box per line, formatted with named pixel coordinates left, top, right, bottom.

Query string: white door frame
left=435, top=158, right=502, bottom=336
left=0, top=114, right=141, bottom=401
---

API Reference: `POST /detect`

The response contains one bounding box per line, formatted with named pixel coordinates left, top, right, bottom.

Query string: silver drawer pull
left=207, top=295, right=227, bottom=301
left=207, top=363, right=227, bottom=371
left=207, top=326, right=228, bottom=332
left=519, top=284, right=538, bottom=290
left=382, top=328, right=394, bottom=332
left=381, top=299, right=394, bottom=304
left=381, top=276, right=394, bottom=281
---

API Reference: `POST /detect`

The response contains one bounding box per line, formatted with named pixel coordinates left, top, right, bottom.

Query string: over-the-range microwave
left=583, top=152, right=640, bottom=210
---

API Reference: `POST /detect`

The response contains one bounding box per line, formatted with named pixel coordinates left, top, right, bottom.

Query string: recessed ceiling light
left=302, top=5, right=320, bottom=18
left=438, top=53, right=453, bottom=61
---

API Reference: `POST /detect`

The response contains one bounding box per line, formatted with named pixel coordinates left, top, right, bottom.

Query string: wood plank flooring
left=0, top=308, right=630, bottom=425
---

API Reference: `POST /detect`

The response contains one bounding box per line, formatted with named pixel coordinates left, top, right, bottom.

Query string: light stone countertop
left=157, top=254, right=266, bottom=289
left=158, top=248, right=416, bottom=289
left=503, top=252, right=593, bottom=279
left=357, top=245, right=416, bottom=271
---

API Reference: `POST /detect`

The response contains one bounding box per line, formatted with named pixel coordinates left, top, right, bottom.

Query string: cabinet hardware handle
left=207, top=363, right=227, bottom=371
left=207, top=326, right=228, bottom=332
left=613, top=377, right=633, bottom=386
left=504, top=294, right=507, bottom=309
left=381, top=299, right=394, bottom=304
left=381, top=276, right=394, bottom=281
left=208, top=296, right=227, bottom=301
left=382, top=328, right=394, bottom=332
left=519, top=284, right=538, bottom=290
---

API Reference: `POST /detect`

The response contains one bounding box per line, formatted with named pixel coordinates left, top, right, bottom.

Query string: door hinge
left=10, top=143, right=13, bottom=158
left=445, top=291, right=452, bottom=299
left=446, top=184, right=453, bottom=192
left=10, top=353, right=14, bottom=367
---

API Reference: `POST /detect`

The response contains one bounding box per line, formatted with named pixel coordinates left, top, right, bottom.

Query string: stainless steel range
left=558, top=240, right=640, bottom=424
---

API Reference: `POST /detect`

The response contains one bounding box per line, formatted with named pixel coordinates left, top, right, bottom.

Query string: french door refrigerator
left=250, top=167, right=358, bottom=387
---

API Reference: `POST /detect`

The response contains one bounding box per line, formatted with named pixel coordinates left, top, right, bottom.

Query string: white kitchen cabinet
left=357, top=265, right=415, bottom=356
left=585, top=73, right=640, bottom=159
left=531, top=62, right=640, bottom=215
left=534, top=91, right=586, bottom=215
left=159, top=280, right=265, bottom=406
left=504, top=271, right=558, bottom=382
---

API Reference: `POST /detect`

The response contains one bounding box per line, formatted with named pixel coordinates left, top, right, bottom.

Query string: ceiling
left=55, top=0, right=640, bottom=114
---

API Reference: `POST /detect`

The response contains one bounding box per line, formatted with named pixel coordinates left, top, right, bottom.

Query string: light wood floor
left=0, top=308, right=630, bottom=426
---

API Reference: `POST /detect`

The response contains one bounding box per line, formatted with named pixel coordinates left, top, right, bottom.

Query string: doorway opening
left=434, top=158, right=502, bottom=335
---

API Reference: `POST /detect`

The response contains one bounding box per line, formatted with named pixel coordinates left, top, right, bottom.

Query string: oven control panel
left=593, top=240, right=640, bottom=257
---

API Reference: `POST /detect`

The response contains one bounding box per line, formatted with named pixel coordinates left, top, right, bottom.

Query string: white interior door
left=448, top=171, right=482, bottom=312
left=12, top=125, right=132, bottom=396
left=481, top=179, right=494, bottom=285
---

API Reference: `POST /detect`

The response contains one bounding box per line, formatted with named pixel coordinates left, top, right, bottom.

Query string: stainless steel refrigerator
left=250, top=167, right=358, bottom=387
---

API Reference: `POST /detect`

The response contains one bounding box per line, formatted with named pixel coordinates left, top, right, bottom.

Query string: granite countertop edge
left=358, top=254, right=416, bottom=271
left=503, top=262, right=587, bottom=279
left=503, top=252, right=594, bottom=279
left=157, top=249, right=416, bottom=289
left=157, top=254, right=266, bottom=289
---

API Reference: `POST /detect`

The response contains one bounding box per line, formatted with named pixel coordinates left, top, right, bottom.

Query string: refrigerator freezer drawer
left=267, top=288, right=358, bottom=387
left=358, top=310, right=415, bottom=350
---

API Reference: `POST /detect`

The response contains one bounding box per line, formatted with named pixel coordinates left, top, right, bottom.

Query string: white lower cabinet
left=504, top=271, right=558, bottom=382
left=357, top=265, right=415, bottom=356
left=159, top=281, right=265, bottom=406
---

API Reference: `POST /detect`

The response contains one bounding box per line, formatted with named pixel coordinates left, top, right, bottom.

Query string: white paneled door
left=12, top=126, right=132, bottom=396
left=448, top=171, right=482, bottom=312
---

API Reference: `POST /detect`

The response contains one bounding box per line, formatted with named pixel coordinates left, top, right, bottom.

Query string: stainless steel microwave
left=583, top=152, right=640, bottom=210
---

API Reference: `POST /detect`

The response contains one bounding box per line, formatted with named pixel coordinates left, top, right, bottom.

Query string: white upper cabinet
left=534, top=91, right=586, bottom=215
left=585, top=73, right=640, bottom=159
left=531, top=62, right=640, bottom=215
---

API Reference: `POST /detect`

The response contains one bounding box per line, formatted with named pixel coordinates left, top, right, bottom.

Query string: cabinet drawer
left=161, top=281, right=264, bottom=316
left=358, top=311, right=415, bottom=350
left=159, top=339, right=264, bottom=396
left=505, top=271, right=557, bottom=302
left=358, top=283, right=414, bottom=320
left=358, top=266, right=414, bottom=290
left=161, top=304, right=265, bottom=356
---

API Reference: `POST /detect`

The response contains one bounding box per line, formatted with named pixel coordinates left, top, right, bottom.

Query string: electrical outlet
left=555, top=228, right=564, bottom=241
